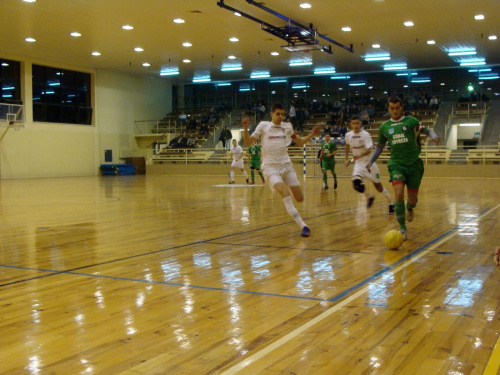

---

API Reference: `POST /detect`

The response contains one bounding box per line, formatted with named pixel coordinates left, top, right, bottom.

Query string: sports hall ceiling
left=1, top=0, right=499, bottom=84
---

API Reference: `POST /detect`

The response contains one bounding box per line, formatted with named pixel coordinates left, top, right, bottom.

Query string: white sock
left=381, top=187, right=392, bottom=203
left=230, top=170, right=234, bottom=181
left=283, top=196, right=307, bottom=229
left=243, top=170, right=248, bottom=179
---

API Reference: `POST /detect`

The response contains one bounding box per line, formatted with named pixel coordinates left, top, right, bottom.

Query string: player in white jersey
left=229, top=139, right=249, bottom=184
left=344, top=115, right=395, bottom=214
left=242, top=103, right=320, bottom=237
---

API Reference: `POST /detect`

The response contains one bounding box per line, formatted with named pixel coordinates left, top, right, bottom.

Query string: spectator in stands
left=331, top=124, right=341, bottom=138
left=361, top=110, right=370, bottom=125
left=168, top=135, right=180, bottom=148
left=366, top=104, right=375, bottom=117
left=296, top=107, right=306, bottom=132
left=187, top=135, right=196, bottom=147
left=329, top=111, right=340, bottom=125
left=178, top=111, right=188, bottom=125
left=322, top=124, right=332, bottom=137
left=178, top=134, right=188, bottom=148
left=289, top=102, right=297, bottom=128
left=199, top=123, right=209, bottom=136
left=429, top=96, right=439, bottom=109
left=220, top=126, right=232, bottom=150
left=418, top=95, right=428, bottom=110
left=339, top=126, right=347, bottom=138
left=188, top=117, right=197, bottom=131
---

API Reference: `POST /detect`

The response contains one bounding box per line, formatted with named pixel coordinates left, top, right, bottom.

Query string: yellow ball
left=384, top=230, right=404, bottom=250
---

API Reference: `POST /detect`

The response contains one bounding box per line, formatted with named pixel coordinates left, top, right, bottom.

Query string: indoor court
left=1, top=173, right=499, bottom=374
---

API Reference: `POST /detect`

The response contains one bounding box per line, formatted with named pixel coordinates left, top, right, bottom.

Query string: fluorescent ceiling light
left=404, top=85, right=408, bottom=88
left=23, top=0, right=37, bottom=2
left=300, top=3, right=312, bottom=8
left=460, top=60, right=486, bottom=66
left=134, top=47, right=143, bottom=52
left=427, top=40, right=435, bottom=45
left=142, top=63, right=150, bottom=67
left=91, top=51, right=101, bottom=56
left=239, top=88, right=251, bottom=91
left=441, top=83, right=445, bottom=85
left=383, top=64, right=407, bottom=70
left=122, top=25, right=133, bottom=30
left=193, top=78, right=211, bottom=83
left=489, top=35, right=497, bottom=40
left=229, top=37, right=239, bottom=42
left=292, top=85, right=309, bottom=89
left=289, top=61, right=313, bottom=66
left=160, top=71, right=179, bottom=76
left=314, top=69, right=336, bottom=74
left=341, top=27, right=351, bottom=32
left=270, top=80, right=287, bottom=83
left=217, top=83, right=232, bottom=86
left=468, top=68, right=491, bottom=72
left=228, top=55, right=236, bottom=59
left=173, top=18, right=185, bottom=23
left=372, top=44, right=380, bottom=48
left=1, top=63, right=9, bottom=66
left=234, top=12, right=241, bottom=16
left=183, top=42, right=192, bottom=47
left=251, top=73, right=270, bottom=78
left=412, top=79, right=431, bottom=83
left=448, top=50, right=476, bottom=56
left=404, top=21, right=414, bottom=27
left=474, top=14, right=484, bottom=20
left=396, top=72, right=417, bottom=76
left=459, top=123, right=480, bottom=127
left=25, top=37, right=36, bottom=42
left=70, top=32, right=81, bottom=37
left=183, top=59, right=191, bottom=63
left=478, top=75, right=499, bottom=80
left=330, top=75, right=350, bottom=79
left=364, top=54, right=390, bottom=61
left=271, top=52, right=279, bottom=56
left=349, top=82, right=366, bottom=86
left=221, top=66, right=242, bottom=71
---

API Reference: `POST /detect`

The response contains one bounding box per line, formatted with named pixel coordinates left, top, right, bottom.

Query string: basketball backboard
left=0, top=103, right=25, bottom=130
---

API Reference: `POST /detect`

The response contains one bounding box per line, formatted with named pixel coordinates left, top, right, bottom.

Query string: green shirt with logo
left=248, top=144, right=261, bottom=161
left=321, top=141, right=337, bottom=162
left=377, top=116, right=427, bottom=166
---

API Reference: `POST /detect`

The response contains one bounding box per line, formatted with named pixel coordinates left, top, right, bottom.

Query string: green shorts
left=250, top=159, right=261, bottom=170
left=321, top=159, right=336, bottom=171
left=388, top=158, right=424, bottom=190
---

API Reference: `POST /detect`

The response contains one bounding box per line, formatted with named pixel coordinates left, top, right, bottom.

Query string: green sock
left=251, top=170, right=255, bottom=181
left=333, top=173, right=337, bottom=184
left=395, top=201, right=406, bottom=230
left=258, top=171, right=264, bottom=179
left=406, top=200, right=416, bottom=211
left=323, top=173, right=328, bottom=186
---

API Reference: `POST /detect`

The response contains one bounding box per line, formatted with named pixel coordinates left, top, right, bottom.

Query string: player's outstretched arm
left=294, top=126, right=321, bottom=146
left=366, top=142, right=385, bottom=171
left=242, top=116, right=255, bottom=146
left=424, top=128, right=441, bottom=145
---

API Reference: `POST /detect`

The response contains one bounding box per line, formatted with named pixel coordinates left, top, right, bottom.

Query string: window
left=0, top=58, right=21, bottom=104
left=32, top=64, right=92, bottom=125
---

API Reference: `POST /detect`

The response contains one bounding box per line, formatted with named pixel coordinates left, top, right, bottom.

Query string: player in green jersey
left=366, top=96, right=440, bottom=240
left=319, top=134, right=338, bottom=190
left=248, top=142, right=265, bottom=185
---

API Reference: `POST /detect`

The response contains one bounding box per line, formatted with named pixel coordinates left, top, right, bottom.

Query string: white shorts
left=263, top=162, right=300, bottom=190
left=231, top=159, right=244, bottom=169
left=352, top=162, right=381, bottom=183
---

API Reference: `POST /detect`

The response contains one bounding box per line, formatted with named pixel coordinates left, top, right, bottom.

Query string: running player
left=319, top=133, right=338, bottom=190
left=242, top=103, right=321, bottom=237
left=366, top=96, right=440, bottom=240
left=248, top=141, right=265, bottom=185
left=344, top=115, right=394, bottom=213
left=229, top=139, right=249, bottom=184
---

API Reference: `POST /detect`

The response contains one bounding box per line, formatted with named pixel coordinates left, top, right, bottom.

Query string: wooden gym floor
left=1, top=174, right=499, bottom=374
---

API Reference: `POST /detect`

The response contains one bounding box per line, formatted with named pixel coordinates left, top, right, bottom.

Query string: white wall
left=0, top=56, right=171, bottom=179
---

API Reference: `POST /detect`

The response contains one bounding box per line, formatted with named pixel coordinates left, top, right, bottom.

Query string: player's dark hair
left=271, top=103, right=284, bottom=112
left=350, top=115, right=361, bottom=121
left=387, top=95, right=403, bottom=107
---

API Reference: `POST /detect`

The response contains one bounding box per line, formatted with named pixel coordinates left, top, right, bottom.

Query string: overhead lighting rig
left=216, top=0, right=353, bottom=55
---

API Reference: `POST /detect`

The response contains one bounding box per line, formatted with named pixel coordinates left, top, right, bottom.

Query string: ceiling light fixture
left=341, top=27, right=351, bottom=32
left=330, top=75, right=350, bottom=79
left=221, top=66, right=242, bottom=71
left=160, top=71, right=180, bottom=76
left=183, top=59, right=191, bottom=63
left=173, top=18, right=185, bottom=23
left=460, top=59, right=486, bottom=66
left=383, top=64, right=407, bottom=70
left=142, top=63, right=150, bottom=67
left=270, top=80, right=287, bottom=83
left=193, top=78, right=211, bottom=83
left=122, top=25, right=134, bottom=30
left=251, top=73, right=271, bottom=79
left=134, top=47, right=144, bottom=52
left=364, top=54, right=390, bottom=61
left=229, top=37, right=239, bottom=42
left=404, top=21, right=414, bottom=27
left=289, top=61, right=313, bottom=66
left=183, top=42, right=192, bottom=47
left=314, top=69, right=336, bottom=74
left=228, top=55, right=237, bottom=59
left=448, top=50, right=476, bottom=56
left=271, top=52, right=279, bottom=56
left=234, top=12, right=241, bottom=16
left=70, top=32, right=81, bottom=37
left=372, top=44, right=381, bottom=48
left=300, top=3, right=311, bottom=8
left=474, top=14, right=484, bottom=20
left=91, top=51, right=101, bottom=56
left=25, top=37, right=36, bottom=42
left=427, top=40, right=435, bottom=45
left=489, top=35, right=497, bottom=40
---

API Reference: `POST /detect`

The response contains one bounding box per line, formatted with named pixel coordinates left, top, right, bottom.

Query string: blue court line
left=1, top=206, right=493, bottom=304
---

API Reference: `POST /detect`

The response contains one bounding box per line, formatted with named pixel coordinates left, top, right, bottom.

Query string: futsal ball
left=384, top=230, right=404, bottom=250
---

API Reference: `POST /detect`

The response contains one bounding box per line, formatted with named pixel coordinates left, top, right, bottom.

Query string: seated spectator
left=187, top=136, right=196, bottom=147
left=199, top=123, right=209, bottom=136
left=178, top=111, right=188, bottom=125
left=361, top=111, right=370, bottom=125
left=329, top=111, right=340, bottom=125
left=322, top=124, right=332, bottom=137
left=331, top=124, right=341, bottom=137
left=168, top=135, right=180, bottom=148
left=418, top=95, right=428, bottom=109
left=178, top=134, right=188, bottom=148
left=188, top=117, right=197, bottom=130
left=339, top=126, right=347, bottom=138
left=429, top=96, right=439, bottom=109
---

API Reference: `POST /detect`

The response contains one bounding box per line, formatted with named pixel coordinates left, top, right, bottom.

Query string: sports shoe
left=367, top=196, right=375, bottom=208
left=229, top=181, right=235, bottom=184
left=388, top=204, right=395, bottom=215
left=324, top=185, right=329, bottom=190
left=399, top=229, right=408, bottom=241
left=249, top=181, right=255, bottom=185
left=334, top=182, right=338, bottom=190
left=246, top=179, right=249, bottom=184
left=301, top=226, right=310, bottom=237
left=407, top=209, right=414, bottom=222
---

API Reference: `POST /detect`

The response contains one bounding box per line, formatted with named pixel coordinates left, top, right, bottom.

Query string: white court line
left=221, top=203, right=500, bottom=374
left=212, top=184, right=263, bottom=187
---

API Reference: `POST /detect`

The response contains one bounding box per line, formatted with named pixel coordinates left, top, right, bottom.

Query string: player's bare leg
left=393, top=182, right=407, bottom=240
left=374, top=182, right=395, bottom=214
left=275, top=183, right=309, bottom=237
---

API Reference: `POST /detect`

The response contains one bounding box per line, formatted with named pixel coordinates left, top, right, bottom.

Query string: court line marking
left=484, top=334, right=500, bottom=375
left=220, top=203, right=500, bottom=374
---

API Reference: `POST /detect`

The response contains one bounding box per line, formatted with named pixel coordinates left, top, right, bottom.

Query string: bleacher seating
left=466, top=149, right=500, bottom=164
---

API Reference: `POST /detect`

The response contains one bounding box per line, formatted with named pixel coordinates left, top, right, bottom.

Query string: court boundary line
left=220, top=203, right=500, bottom=374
